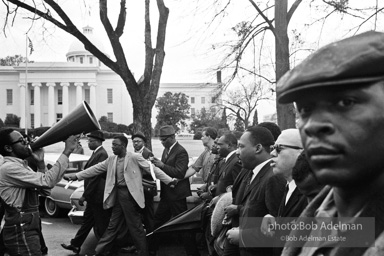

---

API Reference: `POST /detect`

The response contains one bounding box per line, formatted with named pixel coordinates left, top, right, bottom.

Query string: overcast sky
left=0, top=0, right=382, bottom=120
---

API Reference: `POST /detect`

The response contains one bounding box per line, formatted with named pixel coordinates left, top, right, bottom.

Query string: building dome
left=66, top=26, right=108, bottom=64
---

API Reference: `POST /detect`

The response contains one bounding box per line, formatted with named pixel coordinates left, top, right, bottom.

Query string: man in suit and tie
left=65, top=135, right=153, bottom=256
left=260, top=129, right=306, bottom=256
left=213, top=133, right=242, bottom=197
left=151, top=125, right=200, bottom=256
left=62, top=130, right=110, bottom=254
left=225, top=126, right=286, bottom=256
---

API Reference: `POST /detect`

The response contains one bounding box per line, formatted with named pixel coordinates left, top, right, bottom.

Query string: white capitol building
left=0, top=26, right=220, bottom=129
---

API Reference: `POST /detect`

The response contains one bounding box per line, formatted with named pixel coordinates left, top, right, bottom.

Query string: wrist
left=62, top=150, right=72, bottom=157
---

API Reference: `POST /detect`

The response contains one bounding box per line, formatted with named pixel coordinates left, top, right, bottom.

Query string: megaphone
left=31, top=101, right=101, bottom=150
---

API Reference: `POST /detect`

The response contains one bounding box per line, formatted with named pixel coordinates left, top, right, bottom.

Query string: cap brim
left=278, top=76, right=384, bottom=104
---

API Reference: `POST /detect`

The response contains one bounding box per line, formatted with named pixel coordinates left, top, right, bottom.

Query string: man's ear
left=255, top=144, right=263, bottom=154
left=4, top=145, right=13, bottom=153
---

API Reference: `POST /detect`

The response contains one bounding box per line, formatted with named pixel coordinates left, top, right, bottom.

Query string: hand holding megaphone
left=63, top=135, right=80, bottom=157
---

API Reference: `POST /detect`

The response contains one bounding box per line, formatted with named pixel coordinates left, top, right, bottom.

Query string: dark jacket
left=159, top=142, right=191, bottom=201
left=215, top=153, right=242, bottom=196
left=239, top=163, right=286, bottom=256
left=82, top=146, right=108, bottom=204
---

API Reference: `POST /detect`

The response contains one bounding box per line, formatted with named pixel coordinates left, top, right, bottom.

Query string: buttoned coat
left=239, top=163, right=286, bottom=256
left=215, top=153, right=242, bottom=196
left=82, top=146, right=109, bottom=204
left=76, top=152, right=151, bottom=209
left=159, top=142, right=191, bottom=201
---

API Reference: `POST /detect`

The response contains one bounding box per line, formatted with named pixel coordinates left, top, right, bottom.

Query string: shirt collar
left=93, top=145, right=102, bottom=153
left=135, top=146, right=145, bottom=154
left=225, top=150, right=237, bottom=162
left=285, top=180, right=297, bottom=204
left=168, top=141, right=177, bottom=153
left=252, top=159, right=271, bottom=179
left=3, top=156, right=30, bottom=169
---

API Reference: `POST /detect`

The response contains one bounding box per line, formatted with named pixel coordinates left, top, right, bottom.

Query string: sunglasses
left=270, top=144, right=302, bottom=154
left=159, top=136, right=172, bottom=142
left=10, top=137, right=29, bottom=146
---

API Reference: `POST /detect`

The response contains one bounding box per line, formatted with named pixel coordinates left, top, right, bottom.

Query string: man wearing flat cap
left=62, top=130, right=110, bottom=254
left=151, top=125, right=200, bottom=256
left=277, top=31, right=384, bottom=255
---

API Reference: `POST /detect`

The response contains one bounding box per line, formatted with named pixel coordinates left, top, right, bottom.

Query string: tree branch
left=287, top=0, right=303, bottom=24
left=115, top=0, right=126, bottom=37
left=248, top=0, right=275, bottom=35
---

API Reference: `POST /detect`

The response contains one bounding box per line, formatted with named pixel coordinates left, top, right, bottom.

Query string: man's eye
left=297, top=105, right=313, bottom=116
left=337, top=98, right=356, bottom=108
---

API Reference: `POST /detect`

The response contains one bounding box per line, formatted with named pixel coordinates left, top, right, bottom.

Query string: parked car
left=68, top=157, right=203, bottom=224
left=41, top=153, right=90, bottom=217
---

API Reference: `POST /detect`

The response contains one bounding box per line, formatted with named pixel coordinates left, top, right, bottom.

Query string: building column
left=89, top=83, right=97, bottom=114
left=74, top=82, right=83, bottom=106
left=32, top=83, right=42, bottom=128
left=18, top=83, right=26, bottom=128
left=61, top=82, right=70, bottom=117
left=47, top=83, right=56, bottom=126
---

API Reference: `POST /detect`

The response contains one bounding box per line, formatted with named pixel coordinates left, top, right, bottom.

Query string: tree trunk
left=275, top=0, right=296, bottom=129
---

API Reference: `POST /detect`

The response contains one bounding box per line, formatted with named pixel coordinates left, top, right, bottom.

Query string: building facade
left=0, top=27, right=220, bottom=130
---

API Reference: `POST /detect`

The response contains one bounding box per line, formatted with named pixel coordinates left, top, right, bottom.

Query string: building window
left=89, top=57, right=93, bottom=64
left=84, top=89, right=90, bottom=103
left=30, top=89, right=34, bottom=105
left=80, top=57, right=84, bottom=64
left=191, top=97, right=195, bottom=104
left=211, top=107, right=216, bottom=114
left=191, top=108, right=195, bottom=118
left=58, top=89, right=63, bottom=105
left=211, top=97, right=216, bottom=103
left=6, top=89, right=12, bottom=105
left=56, top=113, right=63, bottom=122
left=30, top=114, right=35, bottom=129
left=107, top=112, right=113, bottom=122
left=107, top=89, right=113, bottom=104
left=201, top=97, right=205, bottom=104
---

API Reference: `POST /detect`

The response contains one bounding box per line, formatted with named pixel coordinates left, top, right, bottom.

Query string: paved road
left=39, top=214, right=208, bottom=256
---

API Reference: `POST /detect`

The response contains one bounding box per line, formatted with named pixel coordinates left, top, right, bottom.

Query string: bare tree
left=3, top=0, right=169, bottom=149
left=221, top=81, right=270, bottom=129
left=204, top=0, right=383, bottom=129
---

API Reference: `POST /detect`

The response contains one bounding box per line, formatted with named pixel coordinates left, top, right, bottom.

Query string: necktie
left=164, top=148, right=169, bottom=160
left=243, top=171, right=253, bottom=196
left=278, top=184, right=289, bottom=217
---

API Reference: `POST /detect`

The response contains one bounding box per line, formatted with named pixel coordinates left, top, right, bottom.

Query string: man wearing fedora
left=151, top=125, right=200, bottom=256
left=62, top=130, right=110, bottom=254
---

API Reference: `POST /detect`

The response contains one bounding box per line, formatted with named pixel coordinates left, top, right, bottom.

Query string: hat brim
left=132, top=135, right=146, bottom=143
left=278, top=76, right=384, bottom=104
left=87, top=135, right=105, bottom=141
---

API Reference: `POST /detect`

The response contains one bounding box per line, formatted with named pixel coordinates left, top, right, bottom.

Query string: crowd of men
left=1, top=30, right=384, bottom=256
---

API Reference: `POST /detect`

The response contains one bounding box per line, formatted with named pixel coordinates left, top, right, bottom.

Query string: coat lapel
left=282, top=187, right=301, bottom=216
left=241, top=164, right=270, bottom=203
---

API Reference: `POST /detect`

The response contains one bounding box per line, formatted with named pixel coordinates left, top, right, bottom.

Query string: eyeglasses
left=270, top=144, right=302, bottom=154
left=10, top=137, right=29, bottom=146
left=159, top=136, right=172, bottom=142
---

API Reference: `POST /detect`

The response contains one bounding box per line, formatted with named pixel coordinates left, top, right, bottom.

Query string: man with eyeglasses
left=260, top=129, right=307, bottom=256
left=0, top=128, right=78, bottom=256
left=62, top=130, right=110, bottom=254
left=151, top=125, right=200, bottom=256
left=224, top=126, right=285, bottom=256
left=277, top=31, right=384, bottom=256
